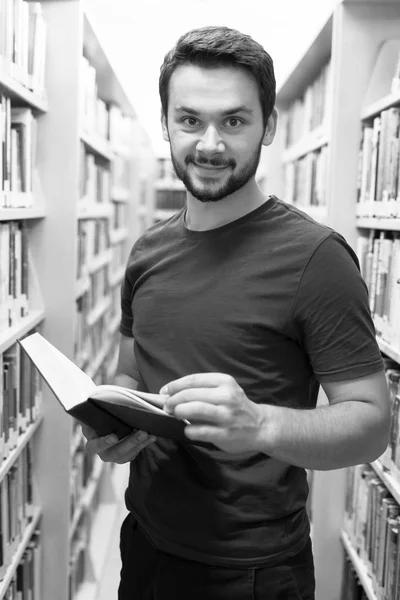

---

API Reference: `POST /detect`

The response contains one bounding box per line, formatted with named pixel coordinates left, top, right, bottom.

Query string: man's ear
left=161, top=110, right=169, bottom=142
left=262, top=107, right=278, bottom=147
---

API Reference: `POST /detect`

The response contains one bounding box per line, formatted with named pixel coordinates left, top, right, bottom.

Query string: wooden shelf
left=78, top=202, right=113, bottom=220
left=109, top=265, right=125, bottom=287
left=75, top=276, right=90, bottom=299
left=86, top=338, right=114, bottom=380
left=376, top=336, right=400, bottom=365
left=87, top=297, right=111, bottom=327
left=340, top=531, right=376, bottom=600
left=0, top=416, right=43, bottom=484
left=110, top=227, right=128, bottom=245
left=88, top=249, right=112, bottom=274
left=370, top=460, right=400, bottom=505
left=80, top=130, right=114, bottom=162
left=362, top=90, right=400, bottom=120
left=356, top=218, right=400, bottom=230
left=69, top=458, right=104, bottom=542
left=0, top=309, right=45, bottom=354
left=112, top=188, right=130, bottom=202
left=0, top=508, right=42, bottom=600
left=0, top=67, right=48, bottom=112
left=283, top=125, right=329, bottom=163
left=108, top=314, right=120, bottom=335
left=277, top=14, right=332, bottom=109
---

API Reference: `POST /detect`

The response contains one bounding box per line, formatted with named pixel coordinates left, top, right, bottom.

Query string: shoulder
left=127, top=208, right=185, bottom=260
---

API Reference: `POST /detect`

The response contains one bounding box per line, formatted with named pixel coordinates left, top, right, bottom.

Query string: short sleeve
left=292, top=233, right=383, bottom=382
left=119, top=241, right=143, bottom=338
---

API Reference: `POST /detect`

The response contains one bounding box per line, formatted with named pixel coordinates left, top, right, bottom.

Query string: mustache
left=185, top=155, right=236, bottom=168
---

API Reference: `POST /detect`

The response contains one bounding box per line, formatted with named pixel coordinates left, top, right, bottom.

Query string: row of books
left=77, top=219, right=110, bottom=281
left=113, top=202, right=127, bottom=231
left=74, top=299, right=119, bottom=371
left=356, top=231, right=400, bottom=350
left=0, top=444, right=34, bottom=579
left=376, top=358, right=400, bottom=480
left=70, top=449, right=96, bottom=524
left=69, top=484, right=101, bottom=599
left=0, top=0, right=46, bottom=93
left=356, top=107, right=400, bottom=219
left=0, top=98, right=36, bottom=200
left=79, top=147, right=111, bottom=205
left=345, top=463, right=400, bottom=600
left=81, top=56, right=133, bottom=150
left=283, top=146, right=328, bottom=208
left=157, top=158, right=180, bottom=181
left=341, top=558, right=370, bottom=600
left=1, top=338, right=42, bottom=463
left=282, top=61, right=331, bottom=148
left=0, top=221, right=29, bottom=332
left=155, top=189, right=186, bottom=211
left=110, top=240, right=127, bottom=276
left=2, top=529, right=40, bottom=600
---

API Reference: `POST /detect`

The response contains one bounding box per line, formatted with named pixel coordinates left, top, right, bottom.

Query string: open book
left=19, top=332, right=188, bottom=442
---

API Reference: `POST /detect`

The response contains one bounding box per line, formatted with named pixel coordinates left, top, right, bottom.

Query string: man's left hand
left=160, top=373, right=265, bottom=453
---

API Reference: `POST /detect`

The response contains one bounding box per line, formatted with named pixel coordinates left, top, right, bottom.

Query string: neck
left=185, top=178, right=268, bottom=232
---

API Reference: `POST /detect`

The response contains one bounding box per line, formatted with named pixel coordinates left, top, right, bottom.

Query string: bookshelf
left=151, top=156, right=186, bottom=224
left=263, top=1, right=400, bottom=598
left=0, top=1, right=156, bottom=599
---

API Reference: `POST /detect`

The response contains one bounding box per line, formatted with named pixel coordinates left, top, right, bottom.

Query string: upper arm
left=293, top=234, right=383, bottom=382
left=321, top=370, right=390, bottom=424
left=116, top=334, right=141, bottom=381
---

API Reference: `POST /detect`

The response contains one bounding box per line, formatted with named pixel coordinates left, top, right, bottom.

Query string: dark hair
left=159, top=26, right=276, bottom=128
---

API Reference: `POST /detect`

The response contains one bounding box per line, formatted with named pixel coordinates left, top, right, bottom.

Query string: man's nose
left=196, top=126, right=225, bottom=155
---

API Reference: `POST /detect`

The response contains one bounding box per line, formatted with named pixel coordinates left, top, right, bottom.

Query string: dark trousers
left=118, top=513, right=315, bottom=599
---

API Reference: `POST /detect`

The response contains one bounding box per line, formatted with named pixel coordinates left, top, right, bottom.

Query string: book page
left=19, top=333, right=96, bottom=410
left=92, top=385, right=168, bottom=415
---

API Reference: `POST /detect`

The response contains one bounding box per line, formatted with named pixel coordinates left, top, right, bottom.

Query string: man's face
left=162, top=64, right=275, bottom=202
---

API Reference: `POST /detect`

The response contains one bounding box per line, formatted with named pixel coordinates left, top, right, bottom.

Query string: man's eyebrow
left=174, top=105, right=254, bottom=116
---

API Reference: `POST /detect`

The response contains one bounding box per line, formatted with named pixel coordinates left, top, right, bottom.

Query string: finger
left=164, top=388, right=222, bottom=413
left=184, top=424, right=223, bottom=443
left=174, top=401, right=229, bottom=425
left=100, top=432, right=157, bottom=463
left=81, top=424, right=97, bottom=441
left=85, top=431, right=120, bottom=456
left=160, top=373, right=231, bottom=396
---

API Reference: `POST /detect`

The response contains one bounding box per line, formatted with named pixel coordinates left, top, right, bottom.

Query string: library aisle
left=2, top=0, right=400, bottom=599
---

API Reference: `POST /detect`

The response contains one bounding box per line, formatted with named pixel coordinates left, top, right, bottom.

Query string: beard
left=169, top=139, right=263, bottom=203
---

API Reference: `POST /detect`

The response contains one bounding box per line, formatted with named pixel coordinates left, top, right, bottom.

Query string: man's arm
left=113, top=334, right=141, bottom=389
left=162, top=370, right=390, bottom=469
left=255, top=369, right=390, bottom=470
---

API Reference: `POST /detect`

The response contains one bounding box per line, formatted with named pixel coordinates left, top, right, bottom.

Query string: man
left=83, top=26, right=390, bottom=599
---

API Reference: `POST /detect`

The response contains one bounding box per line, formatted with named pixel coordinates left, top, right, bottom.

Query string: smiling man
left=83, top=26, right=390, bottom=600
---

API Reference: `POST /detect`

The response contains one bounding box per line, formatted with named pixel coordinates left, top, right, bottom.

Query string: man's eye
left=183, top=117, right=199, bottom=126
left=227, top=117, right=242, bottom=127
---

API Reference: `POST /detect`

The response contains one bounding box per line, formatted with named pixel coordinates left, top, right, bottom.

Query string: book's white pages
left=19, top=332, right=97, bottom=410
left=91, top=386, right=167, bottom=415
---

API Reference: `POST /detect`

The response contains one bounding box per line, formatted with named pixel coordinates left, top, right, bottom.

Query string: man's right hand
left=81, top=425, right=157, bottom=464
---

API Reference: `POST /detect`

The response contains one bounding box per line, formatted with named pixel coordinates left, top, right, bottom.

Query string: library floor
left=97, top=506, right=127, bottom=600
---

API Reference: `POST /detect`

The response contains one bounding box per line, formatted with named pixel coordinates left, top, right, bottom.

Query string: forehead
left=168, top=64, right=262, bottom=115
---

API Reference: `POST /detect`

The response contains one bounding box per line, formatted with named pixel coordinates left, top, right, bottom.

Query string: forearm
left=113, top=371, right=140, bottom=390
left=258, top=401, right=389, bottom=470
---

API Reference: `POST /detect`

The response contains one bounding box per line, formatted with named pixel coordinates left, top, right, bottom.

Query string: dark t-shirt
left=120, top=196, right=383, bottom=567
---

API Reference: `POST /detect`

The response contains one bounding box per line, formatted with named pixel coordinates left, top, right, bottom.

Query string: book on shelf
left=357, top=230, right=400, bottom=348
left=0, top=1, right=47, bottom=92
left=357, top=107, right=400, bottom=219
left=19, top=332, right=189, bottom=442
left=345, top=463, right=400, bottom=600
